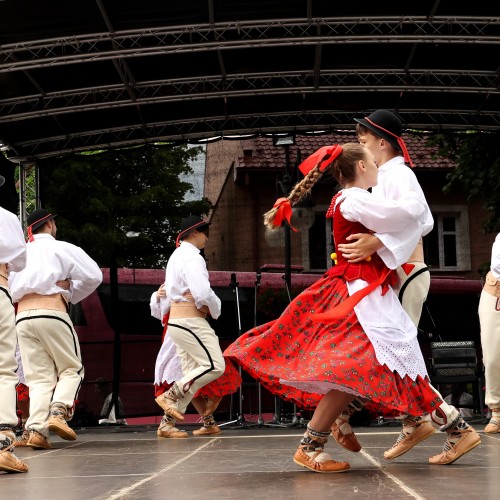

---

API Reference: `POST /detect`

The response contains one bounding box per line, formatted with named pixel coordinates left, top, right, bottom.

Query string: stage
left=3, top=422, right=499, bottom=499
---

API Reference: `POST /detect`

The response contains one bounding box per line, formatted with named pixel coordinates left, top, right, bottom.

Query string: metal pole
left=283, top=143, right=292, bottom=300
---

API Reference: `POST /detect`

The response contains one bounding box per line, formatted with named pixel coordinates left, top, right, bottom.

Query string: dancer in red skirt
left=224, top=143, right=481, bottom=473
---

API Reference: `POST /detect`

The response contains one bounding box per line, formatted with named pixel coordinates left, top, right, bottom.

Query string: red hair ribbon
left=364, top=118, right=414, bottom=167
left=298, top=144, right=343, bottom=176
left=271, top=197, right=298, bottom=232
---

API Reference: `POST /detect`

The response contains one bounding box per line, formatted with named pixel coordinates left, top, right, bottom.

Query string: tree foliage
left=431, top=131, right=500, bottom=233
left=39, top=144, right=212, bottom=268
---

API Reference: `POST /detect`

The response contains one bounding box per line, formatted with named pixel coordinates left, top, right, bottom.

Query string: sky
left=181, top=144, right=206, bottom=201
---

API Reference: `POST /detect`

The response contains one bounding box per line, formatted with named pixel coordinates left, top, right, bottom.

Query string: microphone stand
left=254, top=270, right=265, bottom=426
left=219, top=272, right=259, bottom=428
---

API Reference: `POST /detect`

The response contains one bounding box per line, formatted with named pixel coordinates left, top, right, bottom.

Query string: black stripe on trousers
left=167, top=322, right=216, bottom=386
left=398, top=265, right=430, bottom=303
left=16, top=314, right=84, bottom=399
left=0, top=286, right=13, bottom=305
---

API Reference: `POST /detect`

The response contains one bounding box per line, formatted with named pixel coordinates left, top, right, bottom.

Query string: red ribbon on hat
left=298, top=144, right=344, bottom=176
left=26, top=214, right=54, bottom=242
left=271, top=197, right=298, bottom=231
left=175, top=221, right=206, bottom=247
left=364, top=117, right=414, bottom=167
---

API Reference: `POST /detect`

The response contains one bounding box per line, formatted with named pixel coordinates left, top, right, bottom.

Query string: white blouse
left=336, top=187, right=429, bottom=380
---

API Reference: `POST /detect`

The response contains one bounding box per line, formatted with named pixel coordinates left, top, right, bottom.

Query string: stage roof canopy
left=1, top=1, right=499, bottom=161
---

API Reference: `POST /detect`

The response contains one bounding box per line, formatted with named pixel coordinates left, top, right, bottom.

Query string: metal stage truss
left=1, top=2, right=499, bottom=162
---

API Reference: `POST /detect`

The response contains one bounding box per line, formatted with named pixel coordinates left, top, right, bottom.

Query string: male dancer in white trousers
left=0, top=174, right=29, bottom=472
left=478, top=233, right=500, bottom=434
left=10, top=208, right=102, bottom=449
left=155, top=215, right=225, bottom=428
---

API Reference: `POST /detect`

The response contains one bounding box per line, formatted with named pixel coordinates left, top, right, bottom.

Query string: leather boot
left=0, top=432, right=28, bottom=473
left=384, top=416, right=435, bottom=460
left=47, top=402, right=77, bottom=441
left=429, top=426, right=481, bottom=465
left=484, top=407, right=500, bottom=434
left=155, top=384, right=185, bottom=421
left=27, top=430, right=51, bottom=450
left=293, top=435, right=350, bottom=473
left=331, top=411, right=361, bottom=452
left=156, top=415, right=188, bottom=439
left=193, top=414, right=222, bottom=436
left=14, top=429, right=30, bottom=447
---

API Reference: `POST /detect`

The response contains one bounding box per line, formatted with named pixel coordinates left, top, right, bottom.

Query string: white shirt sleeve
left=0, top=208, right=26, bottom=271
left=62, top=243, right=103, bottom=303
left=376, top=162, right=434, bottom=237
left=491, top=233, right=500, bottom=280
left=340, top=189, right=425, bottom=269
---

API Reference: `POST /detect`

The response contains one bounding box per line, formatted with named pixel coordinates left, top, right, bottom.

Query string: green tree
left=431, top=131, right=500, bottom=233
left=39, top=144, right=211, bottom=268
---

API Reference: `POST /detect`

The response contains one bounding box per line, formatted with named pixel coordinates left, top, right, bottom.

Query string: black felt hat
left=354, top=109, right=403, bottom=152
left=176, top=215, right=210, bottom=246
left=26, top=208, right=57, bottom=231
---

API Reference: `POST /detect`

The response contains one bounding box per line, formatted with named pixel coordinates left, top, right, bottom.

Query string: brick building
left=204, top=133, right=495, bottom=279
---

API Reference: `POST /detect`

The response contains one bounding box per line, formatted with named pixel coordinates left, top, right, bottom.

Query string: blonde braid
left=263, top=164, right=324, bottom=230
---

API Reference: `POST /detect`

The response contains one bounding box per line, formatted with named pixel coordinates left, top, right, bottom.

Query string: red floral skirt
left=16, top=382, right=29, bottom=401
left=224, top=273, right=441, bottom=416
left=154, top=358, right=241, bottom=399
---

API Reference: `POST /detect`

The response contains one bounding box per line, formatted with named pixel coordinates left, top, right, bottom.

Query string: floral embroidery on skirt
left=224, top=273, right=441, bottom=416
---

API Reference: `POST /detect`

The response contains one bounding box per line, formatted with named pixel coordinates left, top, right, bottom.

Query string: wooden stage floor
left=3, top=421, right=499, bottom=500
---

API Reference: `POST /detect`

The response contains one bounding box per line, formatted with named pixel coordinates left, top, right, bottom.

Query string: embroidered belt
left=484, top=272, right=500, bottom=298
left=17, top=293, right=68, bottom=313
left=0, top=263, right=8, bottom=287
left=170, top=301, right=207, bottom=319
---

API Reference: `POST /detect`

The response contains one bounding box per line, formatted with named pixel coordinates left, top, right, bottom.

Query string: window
left=302, top=207, right=333, bottom=271
left=425, top=205, right=471, bottom=271
left=301, top=204, right=471, bottom=273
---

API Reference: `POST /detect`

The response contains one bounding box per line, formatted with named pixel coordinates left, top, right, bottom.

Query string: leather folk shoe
left=384, top=419, right=435, bottom=460
left=47, top=415, right=77, bottom=441
left=484, top=408, right=500, bottom=434
left=157, top=424, right=188, bottom=439
left=193, top=425, right=222, bottom=436
left=293, top=445, right=350, bottom=473
left=155, top=395, right=184, bottom=421
left=331, top=412, right=361, bottom=452
left=14, top=430, right=30, bottom=447
left=0, top=445, right=29, bottom=473
left=428, top=427, right=481, bottom=465
left=26, top=430, right=51, bottom=450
